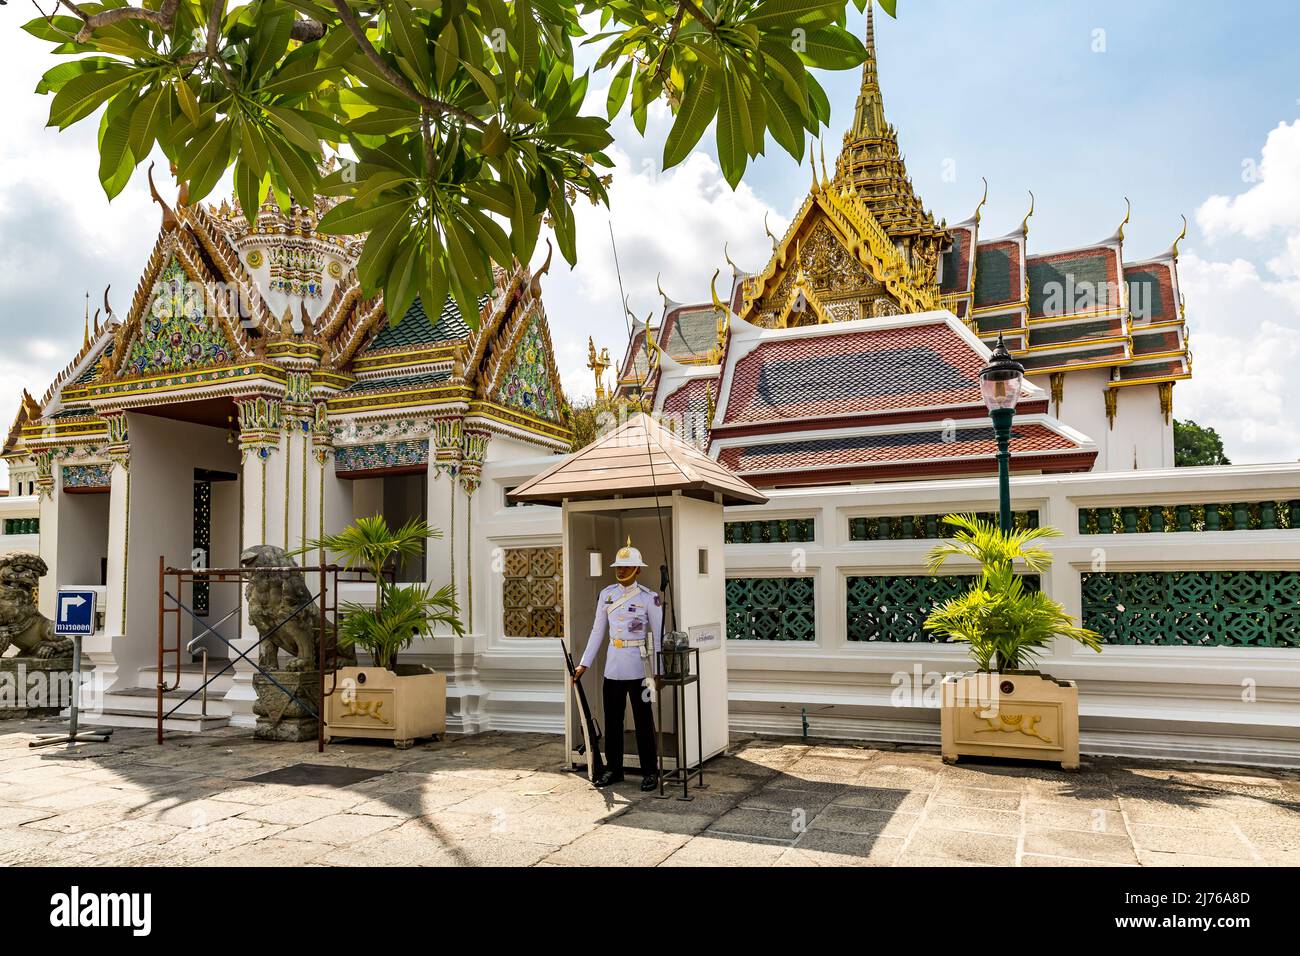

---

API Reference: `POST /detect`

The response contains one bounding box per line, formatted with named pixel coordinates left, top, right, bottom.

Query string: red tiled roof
left=721, top=321, right=987, bottom=426
left=716, top=421, right=1090, bottom=478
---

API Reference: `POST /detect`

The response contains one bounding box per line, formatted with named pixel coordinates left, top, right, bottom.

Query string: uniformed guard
left=572, top=538, right=662, bottom=790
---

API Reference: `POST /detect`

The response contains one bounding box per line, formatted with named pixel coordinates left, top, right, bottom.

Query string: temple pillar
left=225, top=396, right=285, bottom=725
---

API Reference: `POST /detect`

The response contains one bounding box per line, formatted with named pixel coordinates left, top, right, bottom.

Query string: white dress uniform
left=578, top=541, right=663, bottom=786
left=579, top=582, right=664, bottom=680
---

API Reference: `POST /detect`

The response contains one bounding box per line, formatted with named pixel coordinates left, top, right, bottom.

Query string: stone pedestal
left=252, top=669, right=321, bottom=741
left=0, top=656, right=75, bottom=719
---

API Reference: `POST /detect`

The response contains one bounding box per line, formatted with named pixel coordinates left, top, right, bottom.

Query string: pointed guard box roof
left=509, top=413, right=768, bottom=506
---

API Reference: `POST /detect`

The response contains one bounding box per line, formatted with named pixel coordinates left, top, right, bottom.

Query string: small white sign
left=688, top=622, right=720, bottom=651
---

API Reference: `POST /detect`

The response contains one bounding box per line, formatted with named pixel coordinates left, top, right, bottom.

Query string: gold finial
left=1170, top=214, right=1188, bottom=259
left=656, top=272, right=680, bottom=312
left=528, top=238, right=553, bottom=298
left=764, top=212, right=778, bottom=251
left=810, top=143, right=820, bottom=194
left=973, top=177, right=988, bottom=225
left=1020, top=189, right=1036, bottom=238
left=147, top=162, right=178, bottom=232
left=83, top=291, right=90, bottom=350
left=21, top=389, right=40, bottom=419
left=724, top=242, right=741, bottom=278
left=1115, top=197, right=1131, bottom=243
left=819, top=140, right=830, bottom=187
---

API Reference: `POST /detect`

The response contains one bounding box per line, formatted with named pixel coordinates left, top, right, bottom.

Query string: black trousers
left=602, top=677, right=657, bottom=776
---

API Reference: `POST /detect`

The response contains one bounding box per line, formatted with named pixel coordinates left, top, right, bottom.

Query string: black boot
left=640, top=775, right=658, bottom=792
left=594, top=771, right=624, bottom=788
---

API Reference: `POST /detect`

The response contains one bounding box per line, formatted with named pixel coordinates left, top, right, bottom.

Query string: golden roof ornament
left=1169, top=214, right=1188, bottom=260
left=1020, top=190, right=1036, bottom=238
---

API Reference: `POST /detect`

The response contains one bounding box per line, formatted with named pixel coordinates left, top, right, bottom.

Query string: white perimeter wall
left=468, top=457, right=1300, bottom=767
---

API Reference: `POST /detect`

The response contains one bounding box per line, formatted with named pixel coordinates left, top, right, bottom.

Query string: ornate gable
left=120, top=256, right=238, bottom=376
left=489, top=307, right=563, bottom=423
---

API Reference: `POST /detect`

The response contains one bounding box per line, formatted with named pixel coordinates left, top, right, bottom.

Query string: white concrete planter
left=324, top=665, right=446, bottom=749
left=941, top=671, right=1080, bottom=770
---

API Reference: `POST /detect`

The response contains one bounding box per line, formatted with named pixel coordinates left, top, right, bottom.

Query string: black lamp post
left=979, top=334, right=1026, bottom=533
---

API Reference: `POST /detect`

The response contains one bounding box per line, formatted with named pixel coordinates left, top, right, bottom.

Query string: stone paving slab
left=0, top=721, right=1296, bottom=867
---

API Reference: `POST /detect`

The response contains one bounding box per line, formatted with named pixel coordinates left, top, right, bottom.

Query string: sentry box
left=509, top=414, right=767, bottom=773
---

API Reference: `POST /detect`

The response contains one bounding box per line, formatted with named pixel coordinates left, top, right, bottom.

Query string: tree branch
left=328, top=0, right=486, bottom=131
left=63, top=0, right=181, bottom=44
left=678, top=0, right=718, bottom=33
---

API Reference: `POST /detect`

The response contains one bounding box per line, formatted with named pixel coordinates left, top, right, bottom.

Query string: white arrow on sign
left=59, top=594, right=86, bottom=623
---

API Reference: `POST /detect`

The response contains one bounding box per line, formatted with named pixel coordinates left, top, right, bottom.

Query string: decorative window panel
left=334, top=439, right=429, bottom=474
left=502, top=547, right=563, bottom=637
left=726, top=576, right=815, bottom=641
left=1082, top=571, right=1300, bottom=647
left=1079, top=502, right=1299, bottom=534
left=3, top=519, right=38, bottom=534
left=725, top=517, right=815, bottom=544
left=850, top=511, right=1038, bottom=541
left=846, top=574, right=1040, bottom=643
left=193, top=479, right=211, bottom=615
left=61, top=464, right=112, bottom=491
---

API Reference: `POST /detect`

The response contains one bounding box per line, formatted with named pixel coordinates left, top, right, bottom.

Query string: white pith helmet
left=611, top=537, right=646, bottom=568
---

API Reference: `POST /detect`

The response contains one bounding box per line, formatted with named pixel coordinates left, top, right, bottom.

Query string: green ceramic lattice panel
left=849, top=511, right=1038, bottom=541
left=1079, top=501, right=1299, bottom=534
left=726, top=576, right=816, bottom=641
left=846, top=574, right=972, bottom=643
left=1081, top=570, right=1300, bottom=647
left=725, top=517, right=816, bottom=544
left=845, top=574, right=1041, bottom=643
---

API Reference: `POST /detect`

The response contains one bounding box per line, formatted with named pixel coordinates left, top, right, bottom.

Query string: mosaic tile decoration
left=61, top=463, right=112, bottom=490
left=497, top=313, right=559, bottom=421
left=127, top=257, right=235, bottom=375
left=502, top=547, right=563, bottom=637
left=334, top=439, right=429, bottom=474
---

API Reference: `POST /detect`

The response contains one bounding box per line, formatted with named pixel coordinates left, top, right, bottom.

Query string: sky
left=1, top=1, right=1298, bottom=464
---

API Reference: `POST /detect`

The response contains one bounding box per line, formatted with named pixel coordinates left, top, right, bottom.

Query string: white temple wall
left=468, top=456, right=1300, bottom=767
left=1033, top=370, right=1175, bottom=472
left=118, top=414, right=240, bottom=687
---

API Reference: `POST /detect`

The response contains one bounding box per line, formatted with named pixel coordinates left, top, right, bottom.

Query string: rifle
left=561, top=640, right=605, bottom=782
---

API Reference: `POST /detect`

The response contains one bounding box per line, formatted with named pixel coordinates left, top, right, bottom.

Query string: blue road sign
left=54, top=589, right=97, bottom=636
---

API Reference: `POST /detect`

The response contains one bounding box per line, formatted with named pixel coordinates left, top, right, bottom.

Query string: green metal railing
left=849, top=510, right=1038, bottom=542
left=1079, top=501, right=1299, bottom=534
left=1082, top=570, right=1300, bottom=647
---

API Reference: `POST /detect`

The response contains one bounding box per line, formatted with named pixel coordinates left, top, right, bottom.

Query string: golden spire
left=851, top=0, right=886, bottom=139
left=82, top=292, right=91, bottom=350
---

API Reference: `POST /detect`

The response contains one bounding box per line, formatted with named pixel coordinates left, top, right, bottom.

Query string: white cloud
left=1197, top=121, right=1300, bottom=246
left=541, top=141, right=785, bottom=403
left=1176, top=120, right=1300, bottom=464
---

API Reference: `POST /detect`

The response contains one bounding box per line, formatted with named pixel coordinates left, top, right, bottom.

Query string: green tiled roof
left=939, top=232, right=965, bottom=294
left=363, top=294, right=487, bottom=352
left=974, top=311, right=1022, bottom=334
left=1126, top=270, right=1168, bottom=321
left=1028, top=253, right=1113, bottom=316
left=341, top=370, right=451, bottom=395
left=1031, top=318, right=1122, bottom=347
left=973, top=247, right=1013, bottom=307
left=664, top=308, right=720, bottom=360
left=71, top=341, right=114, bottom=386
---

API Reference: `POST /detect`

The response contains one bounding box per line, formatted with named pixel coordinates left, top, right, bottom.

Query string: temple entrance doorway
left=121, top=401, right=242, bottom=674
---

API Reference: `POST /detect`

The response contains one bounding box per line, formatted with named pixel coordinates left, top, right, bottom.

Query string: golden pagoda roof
left=833, top=1, right=949, bottom=248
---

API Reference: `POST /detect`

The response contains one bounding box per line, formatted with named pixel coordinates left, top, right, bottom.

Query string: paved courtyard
left=0, top=720, right=1296, bottom=866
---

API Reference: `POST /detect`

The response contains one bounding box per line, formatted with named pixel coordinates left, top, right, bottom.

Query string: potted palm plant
left=303, top=515, right=464, bottom=749
left=924, top=514, right=1102, bottom=770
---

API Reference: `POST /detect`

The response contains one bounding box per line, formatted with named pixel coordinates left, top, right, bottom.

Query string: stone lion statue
left=240, top=545, right=354, bottom=671
left=0, top=553, right=74, bottom=659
